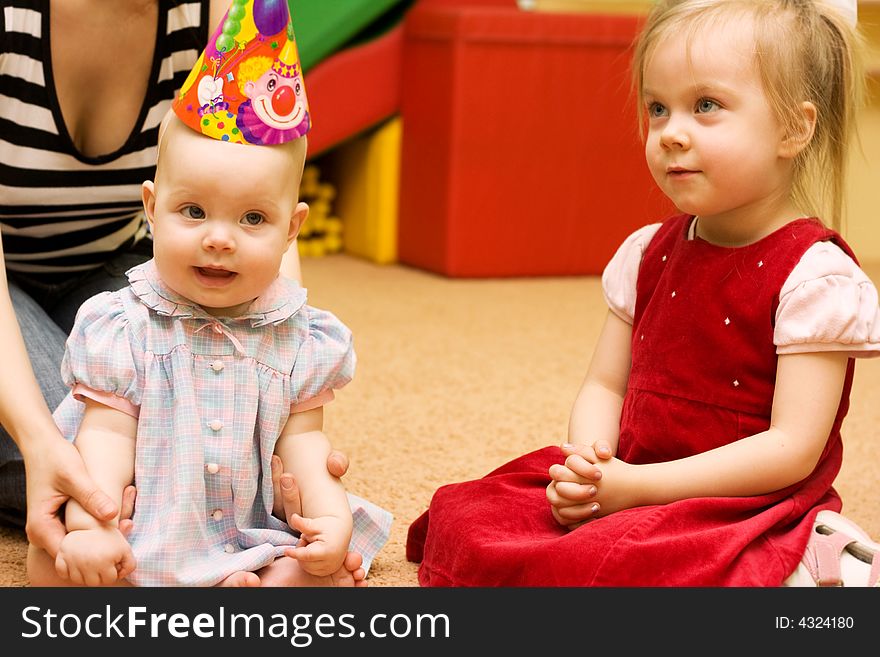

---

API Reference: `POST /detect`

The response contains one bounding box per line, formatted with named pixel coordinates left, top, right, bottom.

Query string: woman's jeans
left=0, top=242, right=152, bottom=526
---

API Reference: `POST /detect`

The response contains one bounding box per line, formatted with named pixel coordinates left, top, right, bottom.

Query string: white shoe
left=787, top=510, right=880, bottom=587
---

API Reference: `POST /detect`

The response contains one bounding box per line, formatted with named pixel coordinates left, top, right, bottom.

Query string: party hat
left=173, top=0, right=310, bottom=145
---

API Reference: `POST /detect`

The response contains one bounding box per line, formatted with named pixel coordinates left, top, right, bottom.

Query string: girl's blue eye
left=647, top=102, right=667, bottom=118
left=182, top=206, right=205, bottom=219
left=242, top=212, right=264, bottom=226
left=696, top=99, right=719, bottom=113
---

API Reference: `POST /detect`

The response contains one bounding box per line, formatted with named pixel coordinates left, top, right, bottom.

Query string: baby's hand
left=55, top=526, right=136, bottom=586
left=284, top=514, right=352, bottom=577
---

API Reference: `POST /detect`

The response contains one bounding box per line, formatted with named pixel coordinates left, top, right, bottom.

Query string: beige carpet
left=2, top=254, right=879, bottom=587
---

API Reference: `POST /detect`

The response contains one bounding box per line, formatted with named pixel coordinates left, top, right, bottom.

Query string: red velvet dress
left=407, top=214, right=859, bottom=586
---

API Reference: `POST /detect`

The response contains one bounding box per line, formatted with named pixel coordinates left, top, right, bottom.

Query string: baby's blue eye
left=696, top=99, right=719, bottom=113
left=242, top=212, right=264, bottom=226
left=182, top=206, right=205, bottom=219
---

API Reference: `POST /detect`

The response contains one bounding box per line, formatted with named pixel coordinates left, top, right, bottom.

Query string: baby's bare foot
left=216, top=571, right=261, bottom=587
left=258, top=551, right=367, bottom=587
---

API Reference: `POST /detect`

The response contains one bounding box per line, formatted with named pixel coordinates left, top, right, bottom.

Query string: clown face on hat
left=173, top=0, right=311, bottom=145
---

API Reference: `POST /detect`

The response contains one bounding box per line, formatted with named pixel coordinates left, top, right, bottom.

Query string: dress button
left=206, top=462, right=220, bottom=474
left=209, top=420, right=223, bottom=431
left=211, top=509, right=224, bottom=521
left=224, top=544, right=235, bottom=554
left=210, top=360, right=224, bottom=372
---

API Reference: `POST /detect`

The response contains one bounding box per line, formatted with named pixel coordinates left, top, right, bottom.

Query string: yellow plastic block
left=323, top=117, right=401, bottom=264
left=297, top=165, right=343, bottom=258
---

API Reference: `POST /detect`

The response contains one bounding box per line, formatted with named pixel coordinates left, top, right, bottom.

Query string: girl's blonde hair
left=632, top=0, right=864, bottom=230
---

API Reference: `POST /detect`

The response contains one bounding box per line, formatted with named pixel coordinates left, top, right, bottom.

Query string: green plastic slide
left=287, top=0, right=412, bottom=71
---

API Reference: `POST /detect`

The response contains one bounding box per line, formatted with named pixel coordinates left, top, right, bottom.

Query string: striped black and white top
left=0, top=0, right=209, bottom=279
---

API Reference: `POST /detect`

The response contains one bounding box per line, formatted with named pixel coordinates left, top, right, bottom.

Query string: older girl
left=408, top=0, right=880, bottom=587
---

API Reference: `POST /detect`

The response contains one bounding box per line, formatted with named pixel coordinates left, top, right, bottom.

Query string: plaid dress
left=54, top=260, right=392, bottom=586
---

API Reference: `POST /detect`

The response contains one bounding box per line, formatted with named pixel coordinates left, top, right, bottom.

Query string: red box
left=398, top=4, right=673, bottom=277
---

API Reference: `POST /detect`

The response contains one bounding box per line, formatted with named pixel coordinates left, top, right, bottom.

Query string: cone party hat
left=173, top=0, right=310, bottom=145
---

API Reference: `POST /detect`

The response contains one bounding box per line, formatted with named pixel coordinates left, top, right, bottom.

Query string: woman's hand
left=270, top=450, right=350, bottom=522
left=24, top=437, right=118, bottom=557
left=118, top=485, right=137, bottom=536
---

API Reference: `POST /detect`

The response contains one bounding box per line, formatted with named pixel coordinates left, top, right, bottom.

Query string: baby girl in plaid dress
left=28, top=57, right=402, bottom=586
left=26, top=103, right=392, bottom=586
left=27, top=0, right=392, bottom=588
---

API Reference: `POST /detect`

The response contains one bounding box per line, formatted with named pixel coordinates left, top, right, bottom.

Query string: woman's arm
left=0, top=233, right=118, bottom=554
left=280, top=246, right=303, bottom=284
left=208, top=0, right=230, bottom=33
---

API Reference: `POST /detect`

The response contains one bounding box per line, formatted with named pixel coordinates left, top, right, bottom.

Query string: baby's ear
left=779, top=101, right=817, bottom=159
left=288, top=202, right=309, bottom=244
left=141, top=180, right=157, bottom=231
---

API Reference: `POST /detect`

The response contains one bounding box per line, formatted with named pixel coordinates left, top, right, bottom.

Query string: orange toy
left=397, top=2, right=673, bottom=277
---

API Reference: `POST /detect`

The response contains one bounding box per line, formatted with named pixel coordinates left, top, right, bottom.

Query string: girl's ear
left=142, top=180, right=157, bottom=232
left=779, top=101, right=817, bottom=159
left=288, top=201, right=309, bottom=245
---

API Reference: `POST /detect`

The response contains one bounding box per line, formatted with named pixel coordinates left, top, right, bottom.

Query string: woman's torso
left=0, top=0, right=209, bottom=279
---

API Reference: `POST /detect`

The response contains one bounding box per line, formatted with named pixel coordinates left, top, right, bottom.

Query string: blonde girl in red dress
left=407, top=0, right=880, bottom=586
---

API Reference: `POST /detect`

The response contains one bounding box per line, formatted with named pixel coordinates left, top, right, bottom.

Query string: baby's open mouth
left=196, top=267, right=236, bottom=279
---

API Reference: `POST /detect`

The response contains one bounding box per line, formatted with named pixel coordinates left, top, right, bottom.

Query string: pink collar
left=125, top=259, right=306, bottom=327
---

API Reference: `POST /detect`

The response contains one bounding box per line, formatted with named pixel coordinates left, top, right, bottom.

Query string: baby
left=26, top=108, right=392, bottom=587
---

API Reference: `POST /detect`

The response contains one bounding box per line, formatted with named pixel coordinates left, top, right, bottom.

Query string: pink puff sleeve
left=601, top=223, right=662, bottom=324
left=775, top=241, right=880, bottom=357
left=61, top=292, right=142, bottom=417
left=290, top=306, right=356, bottom=413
